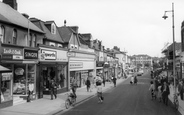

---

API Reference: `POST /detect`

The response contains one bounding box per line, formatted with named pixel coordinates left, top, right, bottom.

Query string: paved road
left=58, top=72, right=181, bottom=115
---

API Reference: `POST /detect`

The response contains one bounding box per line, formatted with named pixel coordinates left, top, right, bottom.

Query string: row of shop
left=0, top=44, right=122, bottom=108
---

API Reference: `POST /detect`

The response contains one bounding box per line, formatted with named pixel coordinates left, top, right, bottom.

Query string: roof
left=0, top=2, right=43, bottom=33
left=31, top=18, right=64, bottom=43
left=58, top=26, right=72, bottom=43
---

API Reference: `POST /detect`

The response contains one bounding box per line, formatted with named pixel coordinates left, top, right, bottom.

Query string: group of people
left=149, top=76, right=170, bottom=106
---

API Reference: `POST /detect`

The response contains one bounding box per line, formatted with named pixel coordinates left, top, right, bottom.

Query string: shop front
left=68, top=51, right=95, bottom=88
left=0, top=65, right=12, bottom=108
left=96, top=61, right=104, bottom=78
left=38, top=47, right=68, bottom=97
left=0, top=44, right=38, bottom=107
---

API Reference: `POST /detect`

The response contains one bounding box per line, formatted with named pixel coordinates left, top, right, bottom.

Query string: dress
left=157, top=86, right=162, bottom=98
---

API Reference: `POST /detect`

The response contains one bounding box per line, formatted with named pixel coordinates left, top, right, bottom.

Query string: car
left=137, top=70, right=144, bottom=76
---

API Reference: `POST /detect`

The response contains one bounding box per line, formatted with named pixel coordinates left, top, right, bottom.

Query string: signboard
left=1, top=47, right=23, bottom=60
left=67, top=52, right=76, bottom=57
left=41, top=50, right=56, bottom=60
left=24, top=49, right=38, bottom=59
left=2, top=73, right=12, bottom=81
left=69, top=62, right=83, bottom=69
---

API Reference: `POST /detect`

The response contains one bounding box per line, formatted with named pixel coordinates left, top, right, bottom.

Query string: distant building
left=132, top=54, right=152, bottom=68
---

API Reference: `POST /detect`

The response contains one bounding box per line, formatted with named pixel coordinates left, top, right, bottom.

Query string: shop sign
left=24, top=49, right=38, bottom=59
left=1, top=47, right=23, bottom=60
left=1, top=54, right=12, bottom=60
left=68, top=52, right=76, bottom=57
left=96, top=62, right=104, bottom=67
left=2, top=73, right=12, bottom=81
left=41, top=50, right=56, bottom=60
left=2, top=47, right=23, bottom=55
left=69, top=62, right=83, bottom=69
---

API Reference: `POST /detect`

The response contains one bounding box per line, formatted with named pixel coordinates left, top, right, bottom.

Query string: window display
left=13, top=65, right=26, bottom=95
left=28, top=64, right=35, bottom=93
left=1, top=72, right=12, bottom=102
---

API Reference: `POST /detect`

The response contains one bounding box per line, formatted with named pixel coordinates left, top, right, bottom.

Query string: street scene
left=1, top=0, right=184, bottom=115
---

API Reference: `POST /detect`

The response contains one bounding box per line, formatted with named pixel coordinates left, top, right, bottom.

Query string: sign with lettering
left=69, top=62, right=83, bottom=69
left=41, top=50, right=56, bottom=60
left=1, top=54, right=12, bottom=60
left=2, top=47, right=23, bottom=55
left=13, top=55, right=23, bottom=60
left=2, top=73, right=12, bottom=81
left=24, top=49, right=38, bottom=59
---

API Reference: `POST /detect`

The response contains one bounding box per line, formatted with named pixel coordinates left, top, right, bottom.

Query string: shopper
left=50, top=79, right=57, bottom=100
left=149, top=81, right=156, bottom=100
left=86, top=78, right=91, bottom=92
left=96, top=80, right=103, bottom=103
left=161, top=81, right=170, bottom=106
left=178, top=80, right=184, bottom=100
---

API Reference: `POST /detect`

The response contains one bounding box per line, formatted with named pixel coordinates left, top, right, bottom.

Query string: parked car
left=137, top=70, right=144, bottom=76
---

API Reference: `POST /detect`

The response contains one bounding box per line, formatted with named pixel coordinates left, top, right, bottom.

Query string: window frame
left=12, top=29, right=17, bottom=45
left=0, top=26, right=5, bottom=43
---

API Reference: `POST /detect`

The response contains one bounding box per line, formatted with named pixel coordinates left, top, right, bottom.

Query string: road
left=58, top=71, right=181, bottom=115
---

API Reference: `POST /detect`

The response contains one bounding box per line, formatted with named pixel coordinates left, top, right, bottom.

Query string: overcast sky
left=16, top=0, right=184, bottom=57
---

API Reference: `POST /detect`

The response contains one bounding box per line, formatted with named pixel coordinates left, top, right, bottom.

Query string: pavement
left=0, top=75, right=131, bottom=115
left=169, top=84, right=184, bottom=115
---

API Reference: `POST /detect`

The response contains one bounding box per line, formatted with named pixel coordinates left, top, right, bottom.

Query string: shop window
left=57, top=65, right=67, bottom=89
left=1, top=72, right=13, bottom=102
left=13, top=65, right=26, bottom=95
left=0, top=26, right=5, bottom=43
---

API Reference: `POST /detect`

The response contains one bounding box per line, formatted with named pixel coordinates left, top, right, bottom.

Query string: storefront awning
left=0, top=65, right=11, bottom=72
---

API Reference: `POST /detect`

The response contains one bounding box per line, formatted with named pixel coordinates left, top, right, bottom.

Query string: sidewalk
left=0, top=75, right=131, bottom=115
left=169, top=84, right=184, bottom=115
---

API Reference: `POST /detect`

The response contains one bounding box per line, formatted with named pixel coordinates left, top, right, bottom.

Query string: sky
left=14, top=0, right=184, bottom=57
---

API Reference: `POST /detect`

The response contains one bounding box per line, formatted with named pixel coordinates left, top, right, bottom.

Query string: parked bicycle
left=65, top=92, right=76, bottom=109
left=173, top=93, right=179, bottom=110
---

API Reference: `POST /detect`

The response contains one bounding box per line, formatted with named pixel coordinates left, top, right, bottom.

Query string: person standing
left=102, top=76, right=106, bottom=87
left=161, top=81, right=170, bottom=106
left=157, top=83, right=162, bottom=102
left=149, top=81, right=155, bottom=100
left=178, top=80, right=184, bottom=100
left=50, top=79, right=57, bottom=100
left=96, top=80, right=103, bottom=103
left=112, top=76, right=117, bottom=87
left=86, top=78, right=91, bottom=92
left=134, top=76, right=138, bottom=85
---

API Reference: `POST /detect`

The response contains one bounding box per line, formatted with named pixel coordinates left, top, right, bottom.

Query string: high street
left=58, top=72, right=181, bottom=115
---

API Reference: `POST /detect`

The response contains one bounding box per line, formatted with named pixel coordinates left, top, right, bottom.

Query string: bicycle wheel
left=65, top=99, right=70, bottom=109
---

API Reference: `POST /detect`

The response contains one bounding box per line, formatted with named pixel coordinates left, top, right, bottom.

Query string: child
left=157, top=83, right=162, bottom=102
left=96, top=80, right=103, bottom=103
left=149, top=81, right=156, bottom=100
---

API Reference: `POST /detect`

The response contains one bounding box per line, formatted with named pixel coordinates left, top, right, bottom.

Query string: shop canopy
left=0, top=65, right=11, bottom=72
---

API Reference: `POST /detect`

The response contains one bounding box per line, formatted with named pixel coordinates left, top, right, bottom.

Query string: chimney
left=3, top=0, right=17, bottom=10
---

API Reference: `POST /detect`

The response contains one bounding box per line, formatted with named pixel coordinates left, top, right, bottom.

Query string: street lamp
left=162, top=3, right=176, bottom=93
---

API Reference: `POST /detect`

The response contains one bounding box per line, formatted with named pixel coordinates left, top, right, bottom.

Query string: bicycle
left=173, top=93, right=179, bottom=110
left=65, top=93, right=76, bottom=109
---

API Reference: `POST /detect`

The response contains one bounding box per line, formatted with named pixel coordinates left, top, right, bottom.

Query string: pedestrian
left=134, top=76, right=138, bottom=85
left=96, top=80, right=103, bottom=103
left=161, top=81, right=170, bottom=106
left=130, top=76, right=134, bottom=85
left=178, top=80, right=184, bottom=100
left=50, top=79, right=57, bottom=100
left=149, top=81, right=156, bottom=100
left=112, top=76, right=117, bottom=87
left=102, top=77, right=106, bottom=87
left=86, top=78, right=91, bottom=92
left=157, top=83, right=162, bottom=102
left=71, top=77, right=77, bottom=98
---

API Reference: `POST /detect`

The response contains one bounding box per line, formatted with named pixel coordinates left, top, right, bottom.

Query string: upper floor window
left=51, top=23, right=56, bottom=34
left=32, top=34, right=36, bottom=47
left=58, top=44, right=63, bottom=48
left=12, top=29, right=17, bottom=44
left=28, top=33, right=33, bottom=47
left=0, top=26, right=5, bottom=43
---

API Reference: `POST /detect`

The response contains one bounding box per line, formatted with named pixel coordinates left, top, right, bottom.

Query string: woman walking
left=86, top=78, right=91, bottom=92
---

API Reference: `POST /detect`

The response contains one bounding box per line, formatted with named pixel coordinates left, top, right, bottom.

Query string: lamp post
left=162, top=3, right=176, bottom=93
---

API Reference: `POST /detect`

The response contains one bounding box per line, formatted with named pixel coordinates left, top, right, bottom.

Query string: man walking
left=50, top=79, right=57, bottom=100
left=161, top=81, right=170, bottom=106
